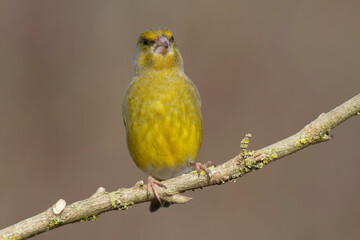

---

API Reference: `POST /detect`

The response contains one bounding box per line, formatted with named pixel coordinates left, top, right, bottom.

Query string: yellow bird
left=122, top=28, right=212, bottom=211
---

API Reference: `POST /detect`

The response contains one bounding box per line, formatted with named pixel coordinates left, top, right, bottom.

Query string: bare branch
left=1, top=94, right=359, bottom=240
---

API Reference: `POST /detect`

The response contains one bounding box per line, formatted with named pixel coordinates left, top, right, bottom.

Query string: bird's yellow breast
left=122, top=69, right=202, bottom=180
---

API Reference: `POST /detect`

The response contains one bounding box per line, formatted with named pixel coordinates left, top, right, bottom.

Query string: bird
left=122, top=27, right=212, bottom=212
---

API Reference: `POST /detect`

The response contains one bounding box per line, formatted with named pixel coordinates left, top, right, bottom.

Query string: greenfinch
left=122, top=28, right=212, bottom=211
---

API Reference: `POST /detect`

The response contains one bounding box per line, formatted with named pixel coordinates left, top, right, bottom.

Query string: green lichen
left=119, top=202, right=134, bottom=210
left=294, top=134, right=314, bottom=147
left=240, top=139, right=250, bottom=155
left=233, top=146, right=278, bottom=181
left=1, top=235, right=22, bottom=240
left=49, top=217, right=65, bottom=228
left=257, top=148, right=278, bottom=165
left=244, top=158, right=254, bottom=168
left=108, top=190, right=133, bottom=210
left=192, top=165, right=216, bottom=177
left=294, top=135, right=312, bottom=147
left=321, top=132, right=329, bottom=140
left=109, top=190, right=122, bottom=209
left=241, top=150, right=254, bottom=160
left=232, top=149, right=271, bottom=180
left=355, top=105, right=360, bottom=115
left=73, top=202, right=82, bottom=212
left=243, top=151, right=257, bottom=167
left=253, top=162, right=264, bottom=169
left=82, top=214, right=99, bottom=221
left=269, top=148, right=278, bottom=159
left=244, top=167, right=251, bottom=173
left=231, top=171, right=243, bottom=179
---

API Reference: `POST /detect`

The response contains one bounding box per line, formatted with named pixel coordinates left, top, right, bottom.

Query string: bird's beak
left=154, top=36, right=170, bottom=55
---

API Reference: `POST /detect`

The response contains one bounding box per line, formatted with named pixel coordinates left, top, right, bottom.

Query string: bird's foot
left=147, top=176, right=167, bottom=204
left=190, top=161, right=215, bottom=180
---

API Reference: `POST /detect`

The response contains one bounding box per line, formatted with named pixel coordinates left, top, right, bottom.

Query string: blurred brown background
left=1, top=0, right=360, bottom=239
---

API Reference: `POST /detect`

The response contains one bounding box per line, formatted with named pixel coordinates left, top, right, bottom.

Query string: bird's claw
left=147, top=176, right=167, bottom=204
left=190, top=161, right=215, bottom=180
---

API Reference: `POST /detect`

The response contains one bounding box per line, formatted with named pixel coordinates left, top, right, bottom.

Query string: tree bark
left=1, top=94, right=359, bottom=240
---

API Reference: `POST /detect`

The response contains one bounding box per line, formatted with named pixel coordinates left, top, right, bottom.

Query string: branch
left=1, top=94, right=359, bottom=240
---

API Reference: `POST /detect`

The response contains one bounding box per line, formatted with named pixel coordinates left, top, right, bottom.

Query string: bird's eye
left=169, top=35, right=174, bottom=42
left=142, top=38, right=149, bottom=45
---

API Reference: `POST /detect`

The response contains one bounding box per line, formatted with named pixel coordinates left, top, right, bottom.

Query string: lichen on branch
left=1, top=94, right=359, bottom=240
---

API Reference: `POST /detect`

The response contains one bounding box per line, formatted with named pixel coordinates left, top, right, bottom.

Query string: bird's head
left=133, top=28, right=183, bottom=74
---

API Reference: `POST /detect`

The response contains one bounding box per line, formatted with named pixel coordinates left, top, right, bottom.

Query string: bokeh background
left=1, top=1, right=360, bottom=239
